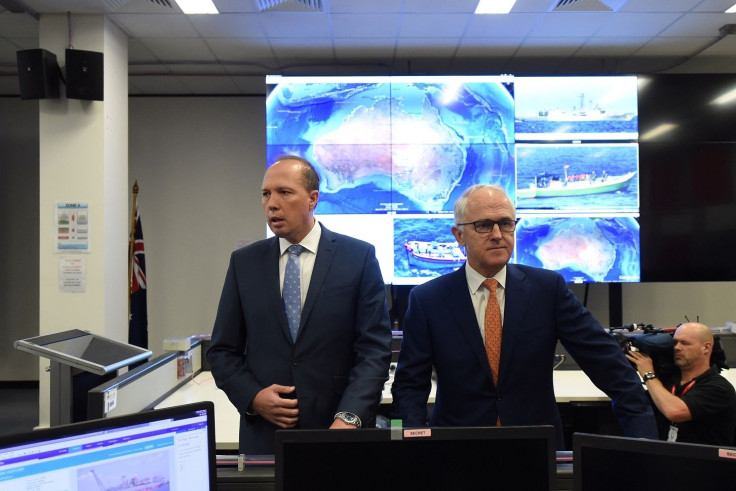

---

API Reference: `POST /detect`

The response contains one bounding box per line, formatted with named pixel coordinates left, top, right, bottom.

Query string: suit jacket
left=207, top=226, right=392, bottom=454
left=391, top=264, right=657, bottom=448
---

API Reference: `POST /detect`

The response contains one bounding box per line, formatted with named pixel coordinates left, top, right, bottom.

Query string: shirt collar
left=465, top=264, right=507, bottom=294
left=279, top=220, right=321, bottom=256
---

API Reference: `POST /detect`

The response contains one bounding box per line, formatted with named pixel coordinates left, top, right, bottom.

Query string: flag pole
left=128, top=181, right=139, bottom=314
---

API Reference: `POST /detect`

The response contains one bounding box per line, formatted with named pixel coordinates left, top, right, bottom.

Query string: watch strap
left=334, top=411, right=362, bottom=428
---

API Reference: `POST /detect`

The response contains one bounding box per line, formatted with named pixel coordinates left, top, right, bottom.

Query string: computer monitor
left=275, top=425, right=557, bottom=491
left=573, top=432, right=736, bottom=491
left=0, top=401, right=216, bottom=490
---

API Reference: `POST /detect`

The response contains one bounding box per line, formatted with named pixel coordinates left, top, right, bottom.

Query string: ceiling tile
left=213, top=0, right=261, bottom=13
left=395, top=38, right=458, bottom=58
left=595, top=13, right=683, bottom=37
left=517, top=37, right=588, bottom=56
left=329, top=0, right=403, bottom=14
left=188, top=13, right=264, bottom=38
left=399, top=13, right=471, bottom=38
left=3, top=0, right=736, bottom=96
left=531, top=12, right=613, bottom=37
left=128, top=37, right=159, bottom=62
left=140, top=37, right=217, bottom=61
left=660, top=12, right=736, bottom=37
left=618, top=0, right=707, bottom=13
left=332, top=13, right=400, bottom=37
left=259, top=12, right=332, bottom=37
left=206, top=37, right=275, bottom=63
left=270, top=37, right=335, bottom=63
left=635, top=36, right=717, bottom=56
left=109, top=13, right=200, bottom=38
left=575, top=37, right=650, bottom=56
left=456, top=37, right=525, bottom=57
left=403, top=0, right=479, bottom=13
left=465, top=13, right=541, bottom=38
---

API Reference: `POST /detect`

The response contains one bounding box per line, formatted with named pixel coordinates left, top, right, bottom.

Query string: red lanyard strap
left=671, top=379, right=696, bottom=396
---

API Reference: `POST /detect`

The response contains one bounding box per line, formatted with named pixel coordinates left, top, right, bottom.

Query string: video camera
left=610, top=323, right=728, bottom=378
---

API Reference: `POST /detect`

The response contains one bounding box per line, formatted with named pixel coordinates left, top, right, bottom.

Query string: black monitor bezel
left=573, top=432, right=736, bottom=491
left=275, top=425, right=557, bottom=491
left=0, top=401, right=217, bottom=490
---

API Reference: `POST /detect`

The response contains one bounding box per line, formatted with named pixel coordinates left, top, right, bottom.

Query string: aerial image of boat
left=537, top=93, right=635, bottom=122
left=404, top=240, right=466, bottom=269
left=517, top=166, right=636, bottom=199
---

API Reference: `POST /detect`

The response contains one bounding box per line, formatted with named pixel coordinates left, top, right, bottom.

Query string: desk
left=157, top=369, right=624, bottom=450
left=158, top=369, right=736, bottom=450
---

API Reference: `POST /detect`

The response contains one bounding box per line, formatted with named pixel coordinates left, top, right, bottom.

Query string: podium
left=15, top=329, right=152, bottom=426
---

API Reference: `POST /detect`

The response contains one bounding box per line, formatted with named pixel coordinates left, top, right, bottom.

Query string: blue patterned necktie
left=283, top=244, right=305, bottom=341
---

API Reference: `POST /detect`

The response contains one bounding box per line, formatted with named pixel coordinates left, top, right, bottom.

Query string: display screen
left=637, top=74, right=736, bottom=282
left=0, top=402, right=217, bottom=490
left=573, top=432, right=736, bottom=491
left=276, top=426, right=556, bottom=491
left=266, top=74, right=640, bottom=285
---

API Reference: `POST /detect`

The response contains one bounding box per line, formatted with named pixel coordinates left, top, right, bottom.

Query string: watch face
left=338, top=413, right=358, bottom=425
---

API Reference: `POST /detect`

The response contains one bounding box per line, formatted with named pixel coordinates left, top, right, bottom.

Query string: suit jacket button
left=291, top=360, right=300, bottom=366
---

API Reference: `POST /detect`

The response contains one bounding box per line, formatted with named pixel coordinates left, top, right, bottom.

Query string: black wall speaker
left=66, top=49, right=104, bottom=101
left=17, top=49, right=61, bottom=100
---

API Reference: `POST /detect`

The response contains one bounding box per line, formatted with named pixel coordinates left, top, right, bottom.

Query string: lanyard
left=671, top=379, right=696, bottom=396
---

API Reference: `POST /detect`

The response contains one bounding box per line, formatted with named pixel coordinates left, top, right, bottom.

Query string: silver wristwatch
left=334, top=411, right=362, bottom=428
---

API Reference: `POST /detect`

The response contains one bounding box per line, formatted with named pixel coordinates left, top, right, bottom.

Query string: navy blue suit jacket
left=207, top=226, right=392, bottom=454
left=391, top=264, right=657, bottom=448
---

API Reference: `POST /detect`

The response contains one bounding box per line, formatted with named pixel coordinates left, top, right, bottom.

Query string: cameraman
left=626, top=322, right=736, bottom=446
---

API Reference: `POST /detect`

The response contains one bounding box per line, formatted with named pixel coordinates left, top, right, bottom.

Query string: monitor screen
left=275, top=425, right=557, bottom=491
left=265, top=74, right=640, bottom=285
left=637, top=73, right=736, bottom=282
left=0, top=401, right=216, bottom=490
left=573, top=432, right=736, bottom=491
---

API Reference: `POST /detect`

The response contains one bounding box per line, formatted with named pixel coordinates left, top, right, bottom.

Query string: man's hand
left=251, top=384, right=299, bottom=428
left=625, top=350, right=655, bottom=378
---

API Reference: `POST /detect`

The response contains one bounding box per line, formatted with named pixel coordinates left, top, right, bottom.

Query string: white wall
left=1, top=95, right=735, bottom=382
left=128, top=97, right=266, bottom=355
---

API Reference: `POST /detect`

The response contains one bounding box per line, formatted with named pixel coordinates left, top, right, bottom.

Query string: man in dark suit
left=391, top=184, right=657, bottom=448
left=208, top=155, right=392, bottom=455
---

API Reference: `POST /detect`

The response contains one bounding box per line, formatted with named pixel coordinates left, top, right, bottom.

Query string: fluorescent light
left=475, top=0, right=517, bottom=14
left=711, top=86, right=736, bottom=106
left=726, top=3, right=736, bottom=13
left=174, top=0, right=218, bottom=14
left=640, top=123, right=677, bottom=141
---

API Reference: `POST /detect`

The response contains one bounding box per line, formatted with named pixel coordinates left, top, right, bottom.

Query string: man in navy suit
left=208, top=156, right=392, bottom=455
left=391, top=184, right=657, bottom=448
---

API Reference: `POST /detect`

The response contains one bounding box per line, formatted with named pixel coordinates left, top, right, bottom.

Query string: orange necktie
left=482, top=279, right=502, bottom=386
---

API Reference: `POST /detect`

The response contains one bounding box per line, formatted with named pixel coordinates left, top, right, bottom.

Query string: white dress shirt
left=278, top=220, right=321, bottom=307
left=465, top=264, right=507, bottom=342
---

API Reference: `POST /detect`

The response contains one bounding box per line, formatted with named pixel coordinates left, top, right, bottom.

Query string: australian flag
left=129, top=203, right=148, bottom=349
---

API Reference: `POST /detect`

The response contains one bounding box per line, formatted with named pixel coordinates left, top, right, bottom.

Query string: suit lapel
left=498, top=264, right=532, bottom=383
left=299, top=227, right=337, bottom=336
left=266, top=237, right=293, bottom=344
left=443, top=267, right=493, bottom=379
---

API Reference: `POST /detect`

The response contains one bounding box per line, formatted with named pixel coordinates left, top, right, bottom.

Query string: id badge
left=667, top=424, right=679, bottom=442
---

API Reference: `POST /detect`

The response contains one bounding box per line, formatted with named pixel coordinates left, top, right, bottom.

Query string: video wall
left=265, top=75, right=640, bottom=285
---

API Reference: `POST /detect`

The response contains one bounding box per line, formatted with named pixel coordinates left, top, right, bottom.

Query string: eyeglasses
left=456, top=218, right=519, bottom=234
